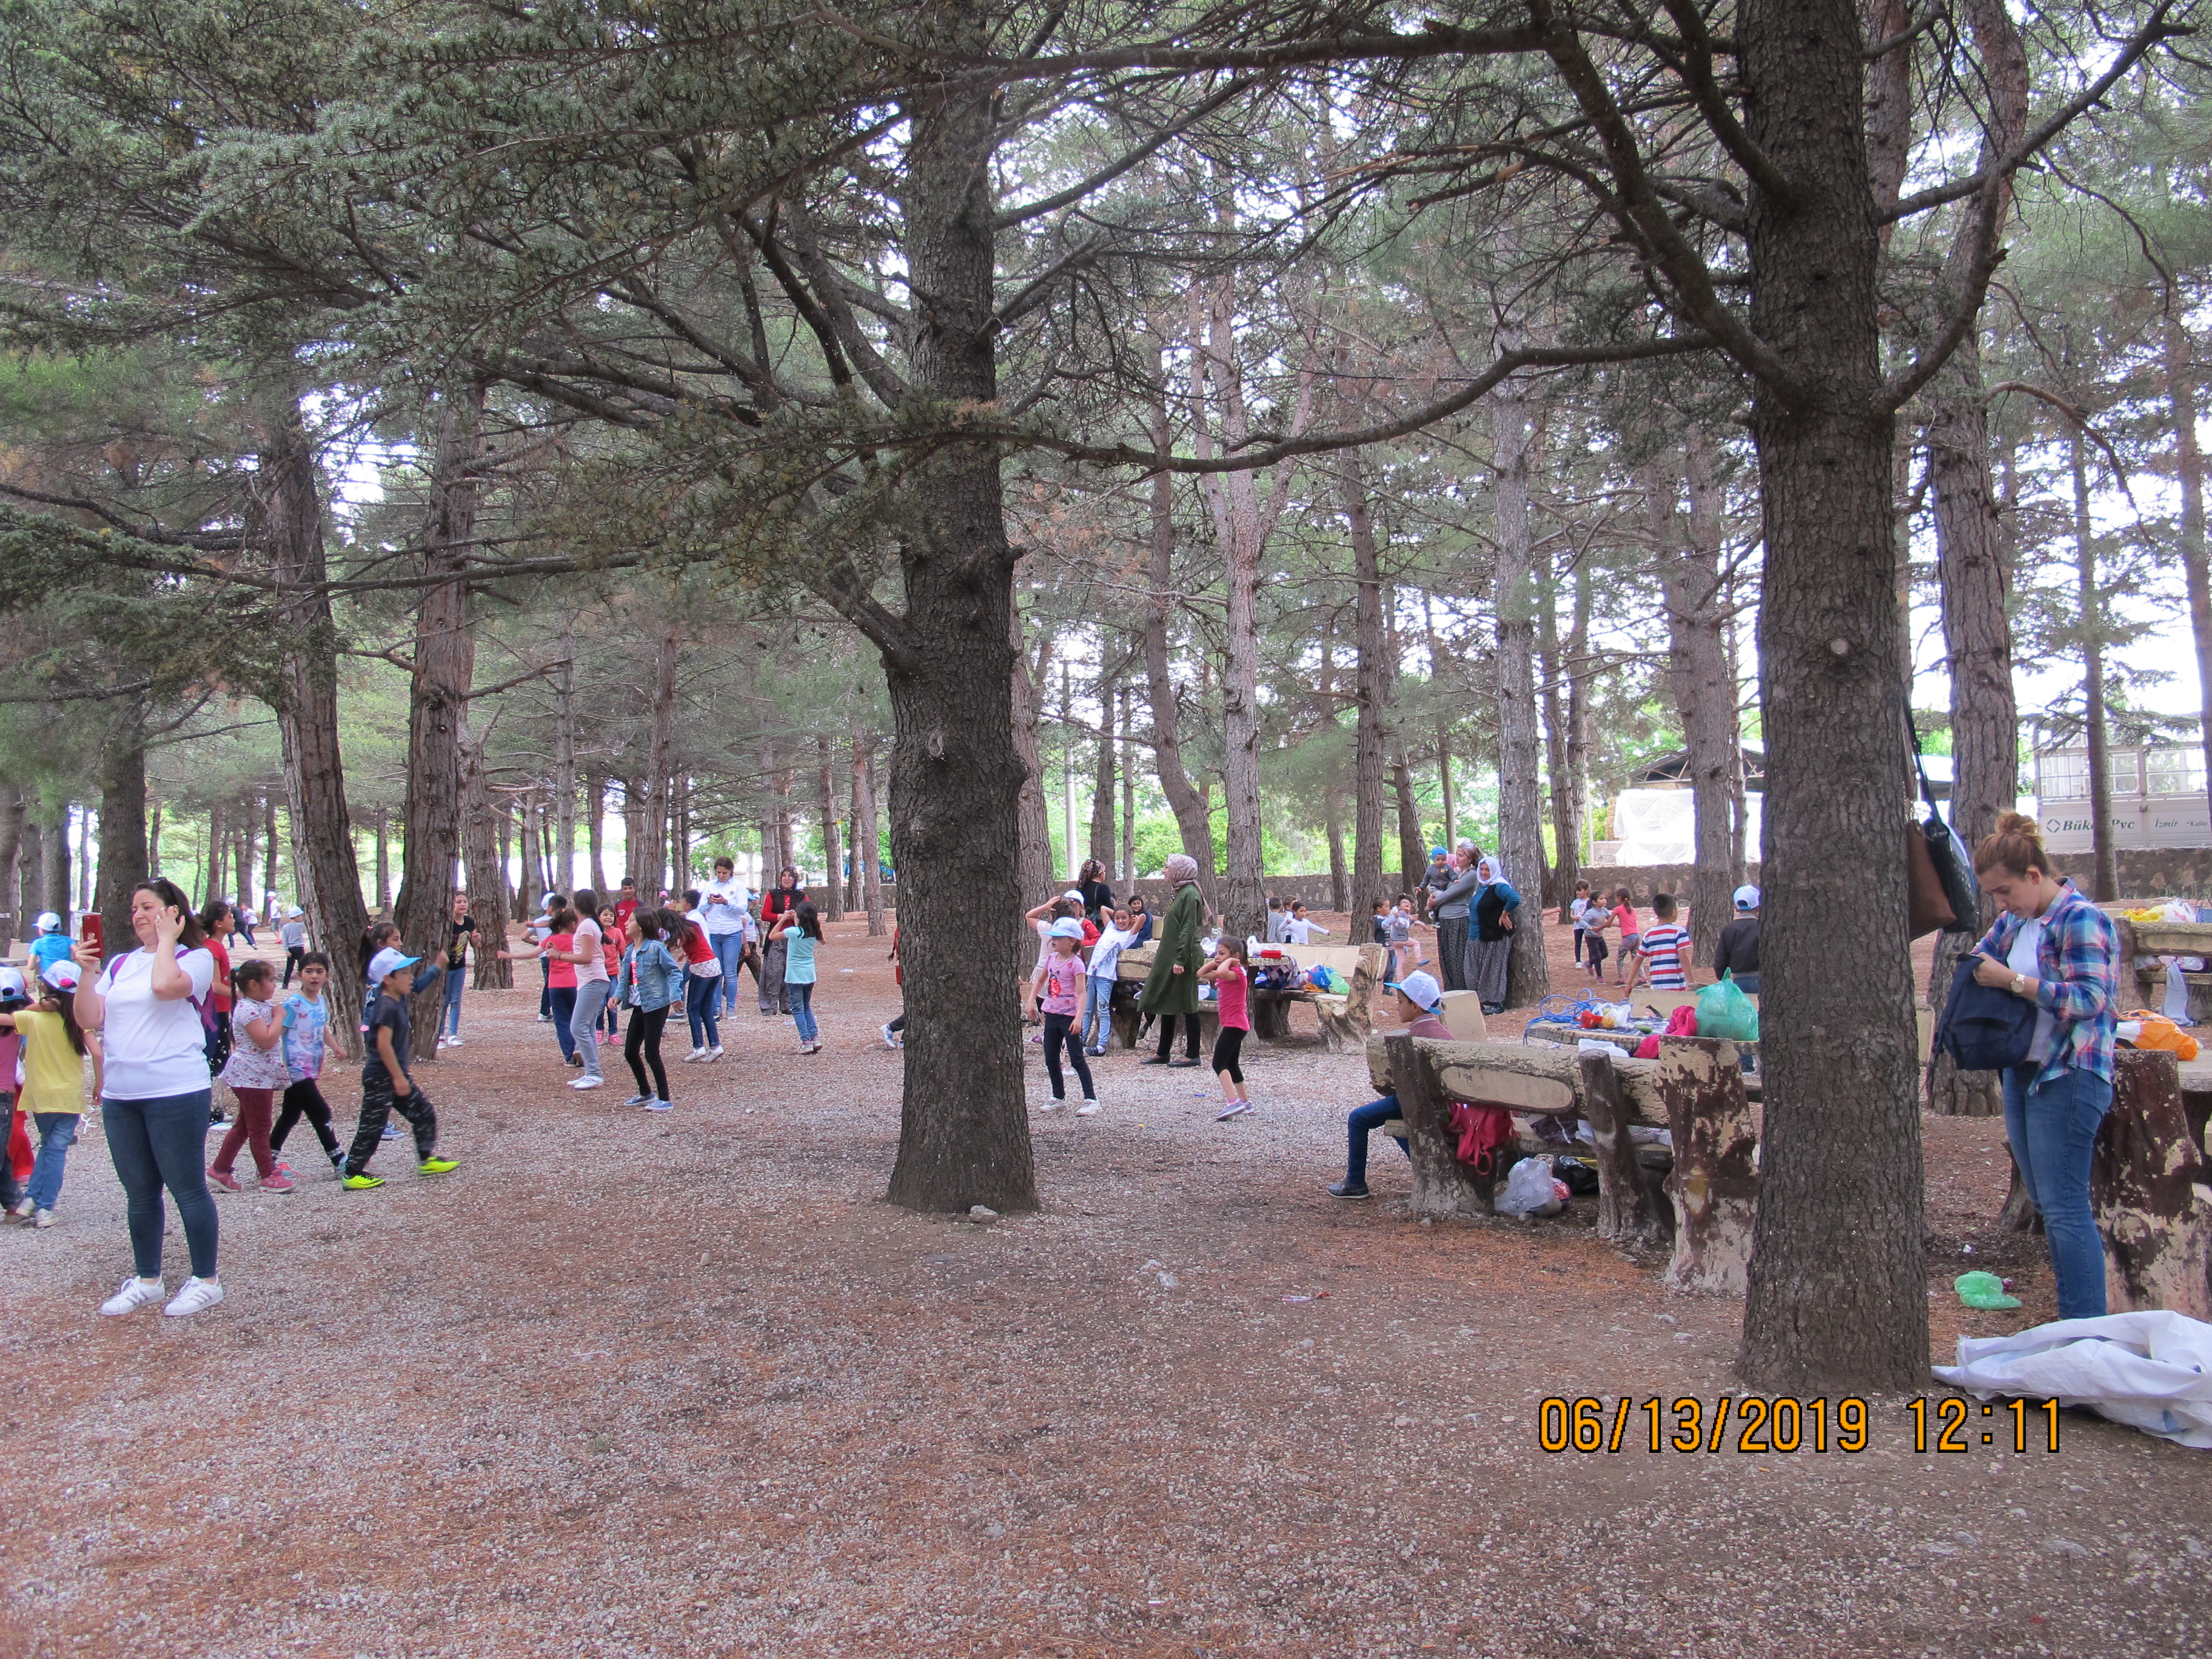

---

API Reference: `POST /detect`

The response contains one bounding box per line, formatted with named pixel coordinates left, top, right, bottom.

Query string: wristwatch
left=2008, top=973, right=2027, bottom=996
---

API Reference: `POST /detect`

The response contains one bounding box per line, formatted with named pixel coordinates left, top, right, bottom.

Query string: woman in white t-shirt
left=561, top=885, right=615, bottom=1090
left=699, top=857, right=751, bottom=1018
left=72, top=879, right=224, bottom=1318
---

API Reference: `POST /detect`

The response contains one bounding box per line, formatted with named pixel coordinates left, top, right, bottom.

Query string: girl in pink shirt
left=1199, top=937, right=1253, bottom=1121
left=1027, top=919, right=1097, bottom=1114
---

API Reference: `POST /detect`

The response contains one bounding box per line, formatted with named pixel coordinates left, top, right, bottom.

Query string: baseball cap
left=367, top=947, right=421, bottom=983
left=40, top=959, right=79, bottom=993
left=1062, top=889, right=1084, bottom=904
left=1386, top=970, right=1443, bottom=1010
left=1734, top=885, right=1761, bottom=911
left=1048, top=917, right=1085, bottom=940
left=0, top=966, right=25, bottom=1002
left=33, top=911, right=61, bottom=933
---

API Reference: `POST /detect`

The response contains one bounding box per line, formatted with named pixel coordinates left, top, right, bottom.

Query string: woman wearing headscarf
left=1138, top=854, right=1206, bottom=1067
left=1427, top=842, right=1483, bottom=993
left=759, top=865, right=805, bottom=1017
left=1464, top=855, right=1524, bottom=1014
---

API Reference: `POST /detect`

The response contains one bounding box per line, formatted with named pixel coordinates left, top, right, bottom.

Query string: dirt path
left=3, top=915, right=2205, bottom=1658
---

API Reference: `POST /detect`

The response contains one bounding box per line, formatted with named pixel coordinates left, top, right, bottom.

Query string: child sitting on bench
left=1327, top=970, right=1450, bottom=1201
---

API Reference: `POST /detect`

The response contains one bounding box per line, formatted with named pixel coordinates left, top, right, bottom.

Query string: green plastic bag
left=1696, top=973, right=1760, bottom=1042
left=1954, top=1270, right=2020, bottom=1309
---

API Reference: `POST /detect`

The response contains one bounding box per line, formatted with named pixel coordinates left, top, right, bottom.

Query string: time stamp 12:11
left=1536, top=1396, right=2064, bottom=1455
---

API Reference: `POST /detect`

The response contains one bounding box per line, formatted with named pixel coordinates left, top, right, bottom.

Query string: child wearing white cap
left=1028, top=917, right=1098, bottom=1113
left=1714, top=886, right=1761, bottom=994
left=0, top=959, right=94, bottom=1227
left=341, top=948, right=460, bottom=1189
left=1329, top=970, right=1469, bottom=1199
left=27, top=911, right=72, bottom=979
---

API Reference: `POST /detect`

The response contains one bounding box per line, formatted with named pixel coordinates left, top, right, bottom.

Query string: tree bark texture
left=1342, top=449, right=1390, bottom=914
left=2068, top=427, right=2119, bottom=902
left=42, top=797, right=70, bottom=925
left=1088, top=671, right=1117, bottom=873
left=1659, top=1036, right=1761, bottom=1295
left=234, top=793, right=256, bottom=920
left=817, top=734, right=845, bottom=920
left=851, top=721, right=885, bottom=936
left=457, top=719, right=512, bottom=990
left=1012, top=617, right=1054, bottom=908
left=554, top=614, right=578, bottom=895
left=0, top=783, right=21, bottom=949
left=393, top=382, right=484, bottom=1064
left=640, top=626, right=678, bottom=899
left=2167, top=314, right=2212, bottom=842
left=1737, top=0, right=1926, bottom=1390
left=1656, top=435, right=1742, bottom=968
left=586, top=769, right=608, bottom=896
left=1489, top=363, right=1549, bottom=1008
left=2090, top=1049, right=2211, bottom=1320
left=96, top=699, right=149, bottom=964
left=879, top=50, right=1036, bottom=1213
left=1139, top=392, right=1216, bottom=880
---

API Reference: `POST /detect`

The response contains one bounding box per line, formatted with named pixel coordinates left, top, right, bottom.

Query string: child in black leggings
left=1030, top=919, right=1098, bottom=1115
left=1199, top=938, right=1253, bottom=1120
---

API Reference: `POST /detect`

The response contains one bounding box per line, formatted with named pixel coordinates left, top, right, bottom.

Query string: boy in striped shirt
left=1631, top=893, right=1692, bottom=991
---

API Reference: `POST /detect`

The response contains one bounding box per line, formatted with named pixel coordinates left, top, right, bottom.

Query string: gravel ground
left=4, top=913, right=2207, bottom=1658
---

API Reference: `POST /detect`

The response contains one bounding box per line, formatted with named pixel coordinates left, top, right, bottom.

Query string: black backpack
left=1931, top=954, right=2037, bottom=1071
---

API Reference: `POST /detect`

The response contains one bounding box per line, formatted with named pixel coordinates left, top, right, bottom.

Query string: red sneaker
left=207, top=1170, right=243, bottom=1192
left=260, top=1174, right=295, bottom=1193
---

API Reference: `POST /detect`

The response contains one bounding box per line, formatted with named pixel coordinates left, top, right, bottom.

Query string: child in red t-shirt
left=1198, top=937, right=1253, bottom=1121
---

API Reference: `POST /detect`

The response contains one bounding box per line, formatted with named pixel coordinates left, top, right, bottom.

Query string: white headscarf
left=1475, top=856, right=1502, bottom=885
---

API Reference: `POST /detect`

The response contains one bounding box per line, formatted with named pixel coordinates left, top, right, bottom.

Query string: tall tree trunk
left=1118, top=682, right=1137, bottom=883
left=1737, top=0, right=1925, bottom=1392
left=1490, top=363, right=1549, bottom=1008
left=1654, top=435, right=1741, bottom=968
left=393, top=381, right=485, bottom=1063
left=2068, top=427, right=2119, bottom=902
left=2168, top=313, right=2211, bottom=842
left=622, top=774, right=647, bottom=891
left=256, top=379, right=367, bottom=1036
left=1423, top=592, right=1456, bottom=850
left=586, top=769, right=608, bottom=896
left=1088, top=670, right=1117, bottom=870
left=1342, top=451, right=1390, bottom=913
left=234, top=793, right=255, bottom=927
left=817, top=734, right=846, bottom=920
left=1012, top=616, right=1054, bottom=906
left=497, top=801, right=514, bottom=916
left=0, top=783, right=22, bottom=950
left=518, top=794, right=543, bottom=904
left=458, top=718, right=512, bottom=988
left=1139, top=380, right=1216, bottom=880
left=554, top=613, right=578, bottom=894
left=76, top=800, right=93, bottom=918
left=201, top=800, right=220, bottom=912
left=262, top=791, right=280, bottom=913
left=43, top=797, right=70, bottom=924
left=640, top=626, right=677, bottom=899
left=1318, top=629, right=1351, bottom=911
left=372, top=808, right=390, bottom=912
left=772, top=760, right=793, bottom=877
left=19, top=818, right=41, bottom=930
left=851, top=720, right=885, bottom=936
left=880, top=52, right=1035, bottom=1213
left=97, top=700, right=149, bottom=961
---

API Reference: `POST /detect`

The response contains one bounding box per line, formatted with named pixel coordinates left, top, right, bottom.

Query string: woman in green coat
left=1139, top=854, right=1207, bottom=1067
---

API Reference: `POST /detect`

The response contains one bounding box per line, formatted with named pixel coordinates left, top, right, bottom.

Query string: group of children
left=1563, top=881, right=1694, bottom=991
left=1025, top=888, right=1261, bottom=1122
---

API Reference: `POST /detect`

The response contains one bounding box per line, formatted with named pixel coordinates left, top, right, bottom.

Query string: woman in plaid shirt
left=1968, top=813, right=2122, bottom=1319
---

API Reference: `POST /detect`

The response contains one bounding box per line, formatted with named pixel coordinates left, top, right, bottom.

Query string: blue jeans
left=571, top=979, right=611, bottom=1079
left=549, top=987, right=578, bottom=1061
left=103, top=1090, right=219, bottom=1279
left=27, top=1111, right=78, bottom=1210
left=1080, top=974, right=1114, bottom=1051
left=709, top=931, right=745, bottom=1014
left=1346, top=1094, right=1411, bottom=1185
left=687, top=971, right=723, bottom=1050
left=2002, top=1062, right=2115, bottom=1320
left=538, top=953, right=551, bottom=1017
left=444, top=967, right=465, bottom=1036
left=789, top=980, right=818, bottom=1044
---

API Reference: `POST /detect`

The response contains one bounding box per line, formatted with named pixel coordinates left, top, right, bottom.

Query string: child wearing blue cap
left=341, top=948, right=460, bottom=1189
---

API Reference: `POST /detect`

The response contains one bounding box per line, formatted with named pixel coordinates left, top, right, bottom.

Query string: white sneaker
left=6, top=1198, right=32, bottom=1220
left=1076, top=1099, right=1101, bottom=1117
left=569, top=1076, right=605, bottom=1090
left=32, top=1208, right=54, bottom=1228
left=1215, top=1101, right=1253, bottom=1121
left=435, top=1034, right=452, bottom=1049
left=100, top=1276, right=165, bottom=1316
left=164, top=1276, right=225, bottom=1317
left=446, top=1036, right=464, bottom=1048
left=1036, top=1098, right=1062, bottom=1113
left=880, top=1023, right=897, bottom=1048
left=707, top=1047, right=724, bottom=1061
left=682, top=1047, right=706, bottom=1063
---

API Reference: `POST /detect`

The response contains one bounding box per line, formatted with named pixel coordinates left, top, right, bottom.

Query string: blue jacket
left=617, top=939, right=682, bottom=1011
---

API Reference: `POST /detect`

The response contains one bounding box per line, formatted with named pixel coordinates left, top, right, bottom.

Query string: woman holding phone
left=72, top=879, right=225, bottom=1318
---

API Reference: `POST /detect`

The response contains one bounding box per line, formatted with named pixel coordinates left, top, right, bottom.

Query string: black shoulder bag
left=1908, top=713, right=1980, bottom=937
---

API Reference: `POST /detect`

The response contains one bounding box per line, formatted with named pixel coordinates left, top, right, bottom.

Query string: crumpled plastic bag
left=1495, top=1155, right=1564, bottom=1218
left=1954, top=1270, right=2020, bottom=1309
left=1697, top=973, right=1760, bottom=1042
left=1932, top=1311, right=2212, bottom=1449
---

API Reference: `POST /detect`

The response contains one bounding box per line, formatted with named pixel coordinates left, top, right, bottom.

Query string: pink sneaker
left=260, top=1173, right=295, bottom=1193
left=207, top=1169, right=243, bottom=1192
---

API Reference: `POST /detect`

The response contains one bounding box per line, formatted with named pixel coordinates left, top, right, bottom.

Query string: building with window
left=2033, top=743, right=2210, bottom=851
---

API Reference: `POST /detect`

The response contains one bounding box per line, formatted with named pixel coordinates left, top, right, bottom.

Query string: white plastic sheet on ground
left=1931, top=1311, right=2212, bottom=1449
